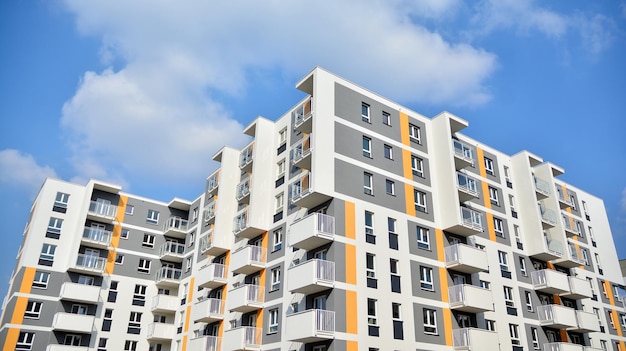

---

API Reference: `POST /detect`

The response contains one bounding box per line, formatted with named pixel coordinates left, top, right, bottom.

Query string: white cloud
left=0, top=149, right=57, bottom=194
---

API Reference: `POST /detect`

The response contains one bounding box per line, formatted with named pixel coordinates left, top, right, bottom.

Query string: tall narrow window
left=411, top=155, right=424, bottom=177
left=488, top=187, right=499, bottom=205
left=128, top=312, right=142, bottom=334
left=498, top=251, right=509, bottom=271
left=423, top=309, right=437, bottom=335
left=385, top=180, right=395, bottom=195
left=493, top=218, right=504, bottom=238
left=382, top=112, right=391, bottom=126
left=519, top=257, right=527, bottom=276
left=531, top=328, right=540, bottom=349
left=365, top=211, right=375, bottom=243
left=484, top=157, right=495, bottom=175
left=364, top=172, right=373, bottom=195
left=362, top=136, right=372, bottom=158
left=272, top=228, right=283, bottom=251
left=361, top=103, right=370, bottom=122
left=416, top=226, right=430, bottom=250
left=524, top=291, right=533, bottom=311
left=509, top=324, right=520, bottom=345
left=366, top=253, right=376, bottom=278
left=409, top=124, right=421, bottom=143
left=420, top=266, right=434, bottom=291
left=268, top=308, right=279, bottom=333
left=504, top=286, right=515, bottom=307
left=414, top=189, right=427, bottom=213
left=271, top=268, right=281, bottom=291
left=384, top=144, right=393, bottom=159
left=132, top=285, right=146, bottom=306
left=367, top=298, right=377, bottom=325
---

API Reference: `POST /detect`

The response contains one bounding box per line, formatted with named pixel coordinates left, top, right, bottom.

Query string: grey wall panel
left=407, top=220, right=438, bottom=260
left=264, top=261, right=285, bottom=302
left=412, top=303, right=446, bottom=345
left=409, top=260, right=443, bottom=301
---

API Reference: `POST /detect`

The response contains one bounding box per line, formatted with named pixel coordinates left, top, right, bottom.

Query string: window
left=39, top=244, right=56, bottom=266
left=278, top=128, right=287, bottom=145
left=621, top=313, right=626, bottom=330
left=361, top=102, right=370, bottom=122
left=64, top=334, right=81, bottom=346
left=525, top=291, right=533, bottom=312
left=367, top=298, right=377, bottom=325
left=409, top=123, right=421, bottom=143
left=493, top=217, right=504, bottom=238
left=71, top=304, right=87, bottom=314
left=115, top=254, right=124, bottom=264
left=488, top=186, right=499, bottom=206
left=382, top=112, right=391, bottom=125
left=16, top=331, right=35, bottom=351
left=600, top=340, right=608, bottom=351
left=383, top=144, right=393, bottom=159
left=519, top=257, right=527, bottom=276
left=47, top=217, right=63, bottom=238
left=509, top=324, right=520, bottom=345
left=480, top=280, right=490, bottom=289
left=138, top=259, right=151, bottom=274
left=32, top=271, right=50, bottom=289
left=363, top=172, right=373, bottom=195
left=275, top=193, right=284, bottom=213
left=125, top=205, right=134, bottom=215
left=484, top=157, right=494, bottom=176
left=416, top=226, right=430, bottom=250
left=192, top=208, right=198, bottom=222
left=609, top=311, right=616, bottom=329
left=146, top=209, right=159, bottom=224
left=411, top=155, right=424, bottom=177
left=414, top=189, right=427, bottom=213
left=364, top=211, right=375, bottom=242
left=423, top=309, right=437, bottom=335
left=102, top=309, right=113, bottom=332
left=531, top=327, right=540, bottom=349
left=420, top=266, right=434, bottom=291
left=268, top=308, right=279, bottom=333
left=486, top=319, right=496, bottom=331
left=366, top=253, right=376, bottom=278
left=391, top=302, right=401, bottom=320
left=570, top=195, right=577, bottom=211
left=596, top=254, right=603, bottom=274
left=385, top=180, right=395, bottom=195
left=24, top=301, right=42, bottom=319
left=388, top=217, right=398, bottom=250
left=121, top=228, right=129, bottom=239
left=54, top=192, right=70, bottom=211
left=362, top=136, right=372, bottom=158
left=124, top=340, right=138, bottom=351
left=498, top=251, right=509, bottom=271
left=504, top=286, right=515, bottom=307
left=271, top=268, right=281, bottom=291
left=98, top=338, right=108, bottom=351
left=133, top=285, right=147, bottom=306
left=128, top=312, right=142, bottom=334
left=272, top=228, right=283, bottom=251
left=142, top=234, right=155, bottom=248
left=78, top=275, right=93, bottom=285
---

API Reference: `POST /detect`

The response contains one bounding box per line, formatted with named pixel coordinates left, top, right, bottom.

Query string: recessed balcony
left=203, top=200, right=216, bottom=225
left=59, top=282, right=100, bottom=304
left=236, top=177, right=251, bottom=204
left=233, top=208, right=265, bottom=239
left=291, top=136, right=312, bottom=170
left=151, top=294, right=178, bottom=314
left=289, top=213, right=335, bottom=251
left=557, top=190, right=573, bottom=209
left=192, top=298, right=224, bottom=323
left=285, top=309, right=335, bottom=343
left=570, top=310, right=601, bottom=333
left=552, top=243, right=586, bottom=268
left=190, top=336, right=220, bottom=351
left=198, top=229, right=229, bottom=257
left=452, top=328, right=498, bottom=350
left=561, top=276, right=593, bottom=300
left=534, top=177, right=551, bottom=199
left=444, top=244, right=488, bottom=274
left=293, top=97, right=313, bottom=134
left=287, top=259, right=335, bottom=294
left=449, top=285, right=493, bottom=313
left=540, top=206, right=557, bottom=228
left=164, top=217, right=189, bottom=239
left=452, top=140, right=474, bottom=170
left=529, top=237, right=563, bottom=261
left=159, top=241, right=185, bottom=262
left=223, top=326, right=261, bottom=351
left=531, top=269, right=570, bottom=294
left=147, top=322, right=176, bottom=341
left=206, top=171, right=219, bottom=197
left=87, top=200, right=118, bottom=223
left=197, top=263, right=228, bottom=289
left=443, top=207, right=483, bottom=237
left=155, top=266, right=182, bottom=287
left=226, top=284, right=263, bottom=313
left=289, top=171, right=330, bottom=209
left=562, top=215, right=579, bottom=237
left=537, top=304, right=577, bottom=329
left=81, top=227, right=112, bottom=249
left=230, top=246, right=265, bottom=275
left=456, top=172, right=479, bottom=202
left=51, top=312, right=94, bottom=333
left=239, top=144, right=254, bottom=172
left=70, top=254, right=106, bottom=275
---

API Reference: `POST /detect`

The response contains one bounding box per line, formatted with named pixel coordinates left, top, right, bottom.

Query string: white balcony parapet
left=544, top=343, right=603, bottom=351
left=289, top=213, right=335, bottom=250
left=460, top=207, right=483, bottom=231
left=197, top=263, right=227, bottom=289
left=59, top=282, right=100, bottom=304
left=155, top=266, right=182, bottom=283
left=452, top=328, right=498, bottom=350
left=88, top=200, right=117, bottom=219
left=531, top=269, right=570, bottom=294
left=236, top=177, right=251, bottom=202
left=448, top=284, right=493, bottom=313
left=444, top=244, right=488, bottom=274
left=535, top=176, right=551, bottom=196
left=190, top=336, right=220, bottom=351
left=289, top=171, right=313, bottom=204
left=291, top=136, right=312, bottom=167
left=227, top=284, right=263, bottom=312
left=546, top=238, right=564, bottom=256
left=203, top=201, right=216, bottom=223
left=453, top=140, right=474, bottom=166
left=51, top=312, right=94, bottom=333
left=206, top=171, right=219, bottom=195
left=231, top=245, right=266, bottom=275
left=537, top=304, right=577, bottom=328
left=288, top=259, right=335, bottom=294
left=562, top=215, right=579, bottom=235
left=540, top=206, right=557, bottom=226
left=164, top=217, right=189, bottom=233
left=151, top=294, right=178, bottom=313
left=147, top=322, right=176, bottom=340
left=233, top=209, right=249, bottom=234
left=82, top=227, right=112, bottom=246
left=285, top=309, right=335, bottom=343
left=193, top=297, right=224, bottom=323
left=223, top=326, right=260, bottom=350
left=74, top=254, right=106, bottom=273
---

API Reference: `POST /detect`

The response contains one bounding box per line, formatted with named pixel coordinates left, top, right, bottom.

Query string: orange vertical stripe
left=346, top=290, right=358, bottom=334
left=404, top=183, right=416, bottom=217
left=443, top=308, right=453, bottom=346
left=3, top=329, right=20, bottom=351
left=402, top=148, right=412, bottom=179
left=345, top=201, right=355, bottom=239
left=347, top=340, right=359, bottom=351
left=399, top=112, right=410, bottom=146
left=345, top=244, right=356, bottom=285
left=106, top=195, right=127, bottom=274
left=10, top=297, right=28, bottom=325
left=435, top=229, right=445, bottom=262
left=439, top=267, right=449, bottom=303
left=182, top=335, right=188, bottom=351
left=485, top=212, right=496, bottom=242
left=19, top=267, right=35, bottom=294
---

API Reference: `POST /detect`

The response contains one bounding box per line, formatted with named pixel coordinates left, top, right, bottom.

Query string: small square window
left=146, top=210, right=159, bottom=225
left=382, top=112, right=391, bottom=126
left=120, top=229, right=129, bottom=239
left=142, top=234, right=155, bottom=248
left=115, top=254, right=124, bottom=264
left=125, top=205, right=134, bottom=215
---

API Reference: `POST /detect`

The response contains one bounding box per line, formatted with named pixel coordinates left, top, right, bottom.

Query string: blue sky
left=1, top=0, right=625, bottom=286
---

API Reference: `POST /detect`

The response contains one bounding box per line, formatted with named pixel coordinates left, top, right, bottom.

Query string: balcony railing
left=544, top=343, right=604, bottom=351
left=197, top=263, right=227, bottom=289
left=155, top=266, right=182, bottom=285
left=206, top=171, right=219, bottom=195
left=74, top=254, right=106, bottom=273
left=223, top=326, right=260, bottom=350
left=82, top=227, right=112, bottom=247
left=453, top=140, right=474, bottom=168
left=460, top=207, right=483, bottom=231
left=164, top=217, right=189, bottom=233
left=540, top=206, right=557, bottom=226
left=227, top=284, right=263, bottom=313
left=203, top=201, right=216, bottom=223
left=290, top=171, right=312, bottom=204
left=88, top=200, right=117, bottom=219
left=193, top=297, right=224, bottom=323
left=531, top=269, right=570, bottom=294
left=151, top=294, right=178, bottom=313
left=59, top=282, right=100, bottom=304
left=289, top=213, right=335, bottom=250
left=236, top=177, right=251, bottom=202
left=147, top=322, right=176, bottom=340
left=239, top=144, right=254, bottom=169
left=537, top=304, right=577, bottom=329
left=233, top=209, right=248, bottom=234
left=51, top=312, right=95, bottom=333
left=557, top=189, right=573, bottom=207
left=535, top=177, right=551, bottom=197
left=288, top=259, right=335, bottom=294
left=448, top=284, right=493, bottom=313
left=444, top=243, right=488, bottom=274
left=231, top=245, right=266, bottom=275
left=562, top=215, right=579, bottom=235
left=159, top=241, right=185, bottom=261
left=190, top=335, right=220, bottom=351
left=291, top=136, right=312, bottom=169
left=286, top=309, right=335, bottom=342
left=293, top=97, right=313, bottom=132
left=456, top=172, right=479, bottom=200
left=452, top=328, right=498, bottom=350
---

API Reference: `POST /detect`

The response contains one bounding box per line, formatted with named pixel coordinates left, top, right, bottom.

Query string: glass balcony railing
left=460, top=207, right=482, bottom=231
left=88, top=200, right=117, bottom=218
left=155, top=266, right=182, bottom=282
left=82, top=227, right=112, bottom=246
left=75, top=254, right=106, bottom=272
left=453, top=140, right=474, bottom=165
left=534, top=177, right=551, bottom=196
left=164, top=217, right=188, bottom=233
left=456, top=172, right=478, bottom=197
left=239, top=144, right=253, bottom=169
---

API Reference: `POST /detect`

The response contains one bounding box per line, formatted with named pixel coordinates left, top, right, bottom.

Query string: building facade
left=1, top=67, right=625, bottom=351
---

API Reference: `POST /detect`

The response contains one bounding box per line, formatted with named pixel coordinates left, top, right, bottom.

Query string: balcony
left=223, top=326, right=261, bottom=351
left=197, top=263, right=228, bottom=289
left=553, top=243, right=586, bottom=268
left=561, top=276, right=593, bottom=300
left=449, top=285, right=493, bottom=313
left=531, top=269, right=570, bottom=294
left=46, top=346, right=89, bottom=351
left=230, top=246, right=265, bottom=275
left=207, top=171, right=219, bottom=197
left=147, top=322, right=176, bottom=341
left=226, top=284, right=263, bottom=313
left=444, top=207, right=483, bottom=237
left=203, top=200, right=216, bottom=224
left=285, top=309, right=335, bottom=343
left=164, top=217, right=189, bottom=238
left=155, top=266, right=182, bottom=287
left=289, top=171, right=330, bottom=209
left=159, top=241, right=185, bottom=262
left=571, top=310, right=601, bottom=333
left=151, top=294, right=178, bottom=314
left=59, top=282, right=100, bottom=304
left=190, top=336, right=220, bottom=351
left=456, top=172, right=479, bottom=202
left=562, top=215, right=579, bottom=237
left=233, top=208, right=265, bottom=239
left=544, top=344, right=604, bottom=351
left=87, top=200, right=118, bottom=222
left=198, top=230, right=228, bottom=257
left=452, top=328, right=498, bottom=350
left=453, top=140, right=474, bottom=169
left=540, top=206, right=557, bottom=227
left=557, top=190, right=573, bottom=209
left=192, top=298, right=224, bottom=323
left=535, top=177, right=551, bottom=198
left=444, top=244, right=488, bottom=274
left=70, top=254, right=106, bottom=275
left=289, top=213, right=335, bottom=251
left=537, top=304, right=577, bottom=329
left=51, top=312, right=94, bottom=333
left=239, top=144, right=254, bottom=172
left=236, top=177, right=251, bottom=204
left=81, top=227, right=112, bottom=249
left=291, top=136, right=312, bottom=170
left=293, top=97, right=313, bottom=133
left=530, top=237, right=563, bottom=261
left=288, top=259, right=335, bottom=294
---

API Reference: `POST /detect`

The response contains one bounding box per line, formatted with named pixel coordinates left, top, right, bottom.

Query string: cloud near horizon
left=0, top=149, right=58, bottom=196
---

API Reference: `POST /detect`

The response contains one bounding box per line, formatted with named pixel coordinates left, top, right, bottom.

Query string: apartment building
left=1, top=67, right=625, bottom=351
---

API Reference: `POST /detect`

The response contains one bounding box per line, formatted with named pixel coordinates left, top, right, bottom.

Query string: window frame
left=416, top=226, right=430, bottom=250
left=488, top=186, right=499, bottom=206
left=268, top=308, right=279, bottom=334
left=484, top=157, right=495, bottom=175
left=361, top=102, right=370, bottom=122
left=498, top=251, right=509, bottom=271
left=270, top=268, right=281, bottom=291
left=32, top=271, right=50, bottom=289
left=272, top=228, right=283, bottom=252
left=366, top=253, right=376, bottom=278
left=363, top=172, right=374, bottom=195
left=504, top=286, right=515, bottom=307
left=414, top=189, right=427, bottom=213
left=423, top=308, right=438, bottom=335
left=493, top=217, right=504, bottom=238
left=138, top=259, right=151, bottom=274
left=420, top=266, right=434, bottom=291
left=383, top=144, right=393, bottom=160
left=24, top=301, right=43, bottom=319
left=382, top=112, right=391, bottom=126
left=142, top=234, right=155, bottom=248
left=409, top=123, right=421, bottom=144
left=125, top=205, right=134, bottom=215
left=385, top=179, right=395, bottom=195
left=367, top=298, right=378, bottom=326
left=16, top=331, right=35, bottom=351
left=509, top=324, right=520, bottom=345
left=146, top=209, right=160, bottom=225
left=362, top=136, right=372, bottom=158
left=411, top=155, right=424, bottom=177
